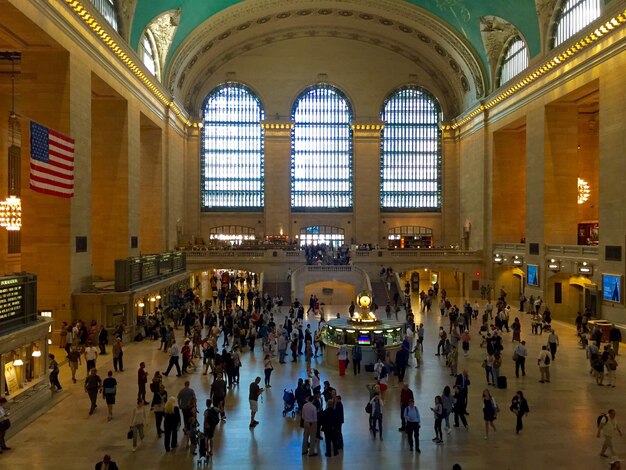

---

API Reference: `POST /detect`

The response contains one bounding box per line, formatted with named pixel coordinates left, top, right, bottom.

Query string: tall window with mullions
left=380, top=86, right=442, bottom=211
left=553, top=0, right=601, bottom=47
left=291, top=85, right=353, bottom=211
left=200, top=83, right=264, bottom=211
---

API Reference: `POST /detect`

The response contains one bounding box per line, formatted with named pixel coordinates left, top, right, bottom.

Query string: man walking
left=399, top=383, right=414, bottom=432
left=163, top=339, right=182, bottom=377
left=598, top=409, right=623, bottom=458
left=137, top=362, right=149, bottom=405
left=301, top=396, right=320, bottom=456
left=351, top=342, right=362, bottom=375
left=403, top=398, right=421, bottom=452
left=609, top=325, right=622, bottom=355
left=84, top=368, right=102, bottom=415
left=514, top=341, right=528, bottom=378
left=177, top=381, right=196, bottom=430
left=395, top=345, right=409, bottom=383
left=538, top=345, right=551, bottom=383
left=84, top=342, right=98, bottom=374
left=249, top=376, right=264, bottom=428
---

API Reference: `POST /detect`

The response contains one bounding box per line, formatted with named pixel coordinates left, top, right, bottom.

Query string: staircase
left=262, top=281, right=292, bottom=305
left=371, top=279, right=390, bottom=308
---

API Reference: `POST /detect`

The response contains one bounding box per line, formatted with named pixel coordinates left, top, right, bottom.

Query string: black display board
left=0, top=273, right=37, bottom=333
left=115, top=252, right=186, bottom=292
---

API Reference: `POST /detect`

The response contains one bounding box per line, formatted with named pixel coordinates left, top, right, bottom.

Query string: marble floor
left=2, top=297, right=624, bottom=470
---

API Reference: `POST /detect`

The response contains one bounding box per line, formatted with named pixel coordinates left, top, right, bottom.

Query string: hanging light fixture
left=32, top=343, right=41, bottom=357
left=578, top=177, right=590, bottom=204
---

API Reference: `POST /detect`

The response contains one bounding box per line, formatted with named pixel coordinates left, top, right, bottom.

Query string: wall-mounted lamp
left=138, top=301, right=145, bottom=308
left=578, top=261, right=593, bottom=275
left=47, top=338, right=52, bottom=345
left=548, top=259, right=560, bottom=271
left=156, top=294, right=161, bottom=300
left=12, top=351, right=23, bottom=366
left=512, top=255, right=523, bottom=266
left=494, top=254, right=503, bottom=264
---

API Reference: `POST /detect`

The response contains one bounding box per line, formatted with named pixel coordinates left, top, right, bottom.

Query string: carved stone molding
left=148, top=9, right=181, bottom=76
left=351, top=120, right=384, bottom=139
left=164, top=0, right=486, bottom=105
left=535, top=0, right=559, bottom=51
left=261, top=120, right=294, bottom=138
left=480, top=16, right=518, bottom=87
left=182, top=26, right=461, bottom=119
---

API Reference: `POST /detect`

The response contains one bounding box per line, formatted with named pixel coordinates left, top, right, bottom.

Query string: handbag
left=127, top=428, right=134, bottom=439
left=365, top=402, right=373, bottom=414
left=512, top=351, right=519, bottom=361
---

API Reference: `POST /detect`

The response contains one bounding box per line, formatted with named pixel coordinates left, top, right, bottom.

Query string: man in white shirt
left=514, top=341, right=528, bottom=378
left=537, top=345, right=551, bottom=383
left=598, top=409, right=623, bottom=458
left=301, top=396, right=319, bottom=456
left=84, top=343, right=98, bottom=374
left=163, top=340, right=182, bottom=376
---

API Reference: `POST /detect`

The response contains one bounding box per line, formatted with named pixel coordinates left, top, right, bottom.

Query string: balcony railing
left=545, top=244, right=599, bottom=258
left=493, top=243, right=526, bottom=253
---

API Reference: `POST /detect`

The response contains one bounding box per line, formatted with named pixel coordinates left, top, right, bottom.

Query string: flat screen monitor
left=358, top=336, right=371, bottom=345
left=527, top=264, right=539, bottom=287
left=603, top=274, right=622, bottom=303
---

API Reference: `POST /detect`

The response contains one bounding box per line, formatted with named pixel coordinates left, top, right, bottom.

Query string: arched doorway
left=547, top=273, right=597, bottom=322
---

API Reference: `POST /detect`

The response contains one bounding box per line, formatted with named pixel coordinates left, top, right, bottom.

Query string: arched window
left=201, top=83, right=264, bottom=211
left=553, top=0, right=601, bottom=47
left=140, top=31, right=159, bottom=79
left=89, top=0, right=119, bottom=32
left=291, top=85, right=353, bottom=211
left=380, top=87, right=441, bottom=211
left=299, top=225, right=345, bottom=247
left=498, top=36, right=529, bottom=86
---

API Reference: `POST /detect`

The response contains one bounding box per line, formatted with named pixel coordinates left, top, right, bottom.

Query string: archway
left=547, top=273, right=597, bottom=322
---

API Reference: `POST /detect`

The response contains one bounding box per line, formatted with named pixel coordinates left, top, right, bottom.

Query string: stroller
left=196, top=430, right=209, bottom=467
left=283, top=388, right=297, bottom=417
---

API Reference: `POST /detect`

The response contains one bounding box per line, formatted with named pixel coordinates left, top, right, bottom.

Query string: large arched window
left=89, top=0, right=119, bottom=32
left=497, top=36, right=529, bottom=86
left=380, top=87, right=441, bottom=211
left=201, top=83, right=264, bottom=211
left=291, top=84, right=353, bottom=211
left=553, top=0, right=601, bottom=47
left=140, top=31, right=159, bottom=79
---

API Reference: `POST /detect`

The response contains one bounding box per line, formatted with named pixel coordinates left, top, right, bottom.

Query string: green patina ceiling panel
left=129, top=0, right=610, bottom=71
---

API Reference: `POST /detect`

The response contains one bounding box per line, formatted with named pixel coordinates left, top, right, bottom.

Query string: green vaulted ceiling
left=130, top=0, right=543, bottom=70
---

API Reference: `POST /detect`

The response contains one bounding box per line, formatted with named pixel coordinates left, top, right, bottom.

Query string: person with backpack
left=537, top=345, right=551, bottom=383
left=203, top=399, right=220, bottom=457
left=598, top=409, right=623, bottom=458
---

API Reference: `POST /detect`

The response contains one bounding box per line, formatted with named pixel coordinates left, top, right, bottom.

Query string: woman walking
left=112, top=337, right=124, bottom=372
left=512, top=317, right=522, bottom=343
left=102, top=371, right=117, bottom=421
left=431, top=395, right=444, bottom=444
left=130, top=399, right=147, bottom=451
left=484, top=352, right=495, bottom=386
left=441, top=386, right=454, bottom=434
left=482, top=389, right=498, bottom=439
left=452, top=385, right=468, bottom=429
left=163, top=396, right=181, bottom=452
left=461, top=330, right=471, bottom=357
left=337, top=343, right=348, bottom=376
left=150, top=372, right=167, bottom=437
left=48, top=354, right=62, bottom=392
left=263, top=353, right=274, bottom=388
left=368, top=393, right=384, bottom=440
left=509, top=390, right=530, bottom=434
left=305, top=340, right=313, bottom=373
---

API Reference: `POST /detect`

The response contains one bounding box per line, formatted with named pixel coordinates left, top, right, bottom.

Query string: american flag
left=30, top=121, right=75, bottom=198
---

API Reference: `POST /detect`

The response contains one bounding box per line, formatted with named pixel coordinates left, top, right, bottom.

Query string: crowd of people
left=2, top=268, right=624, bottom=469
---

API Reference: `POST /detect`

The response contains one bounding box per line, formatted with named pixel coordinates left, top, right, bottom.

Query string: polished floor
left=2, top=296, right=624, bottom=469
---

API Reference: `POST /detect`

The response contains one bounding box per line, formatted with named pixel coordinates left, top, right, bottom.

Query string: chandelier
left=578, top=177, right=590, bottom=204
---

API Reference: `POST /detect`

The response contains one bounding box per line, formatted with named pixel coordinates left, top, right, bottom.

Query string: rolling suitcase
left=497, top=375, right=507, bottom=389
